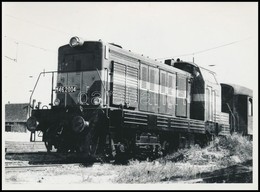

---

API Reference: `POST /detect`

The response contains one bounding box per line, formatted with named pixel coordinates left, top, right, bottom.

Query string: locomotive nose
left=72, top=116, right=89, bottom=133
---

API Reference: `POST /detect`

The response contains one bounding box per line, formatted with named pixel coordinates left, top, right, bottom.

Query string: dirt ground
left=5, top=163, right=119, bottom=184
left=3, top=132, right=254, bottom=189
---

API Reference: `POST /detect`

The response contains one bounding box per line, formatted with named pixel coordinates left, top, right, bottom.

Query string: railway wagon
left=221, top=83, right=253, bottom=137
left=27, top=36, right=231, bottom=159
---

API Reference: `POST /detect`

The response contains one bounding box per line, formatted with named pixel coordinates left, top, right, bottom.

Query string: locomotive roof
left=221, top=83, right=253, bottom=97
left=176, top=61, right=217, bottom=75
left=107, top=42, right=191, bottom=77
left=61, top=38, right=191, bottom=77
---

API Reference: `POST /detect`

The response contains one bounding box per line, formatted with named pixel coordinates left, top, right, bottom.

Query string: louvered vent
left=126, top=66, right=138, bottom=107
left=112, top=62, right=138, bottom=107
left=112, top=62, right=126, bottom=105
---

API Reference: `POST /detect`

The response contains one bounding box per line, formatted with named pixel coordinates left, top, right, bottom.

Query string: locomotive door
left=205, top=86, right=213, bottom=121
left=139, top=64, right=149, bottom=111
left=148, top=67, right=159, bottom=113
left=159, top=70, right=167, bottom=114
left=166, top=72, right=176, bottom=115
left=176, top=75, right=188, bottom=117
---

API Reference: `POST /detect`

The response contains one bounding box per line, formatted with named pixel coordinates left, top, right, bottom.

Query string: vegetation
left=114, top=133, right=252, bottom=183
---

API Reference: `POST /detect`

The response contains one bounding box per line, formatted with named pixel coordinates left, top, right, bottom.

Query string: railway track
left=5, top=151, right=252, bottom=183
left=5, top=141, right=47, bottom=153
left=5, top=164, right=66, bottom=171
left=166, top=160, right=253, bottom=183
left=199, top=160, right=253, bottom=183
left=5, top=152, right=96, bottom=165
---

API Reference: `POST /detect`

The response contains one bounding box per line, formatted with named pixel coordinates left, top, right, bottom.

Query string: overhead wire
left=156, top=36, right=252, bottom=60
left=4, top=14, right=71, bottom=62
left=3, top=35, right=57, bottom=64
left=4, top=13, right=253, bottom=64
left=4, top=13, right=73, bottom=61
left=4, top=35, right=57, bottom=53
left=5, top=14, right=74, bottom=37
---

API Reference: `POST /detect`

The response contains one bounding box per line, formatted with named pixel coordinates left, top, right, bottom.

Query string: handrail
left=28, top=71, right=58, bottom=115
left=29, top=71, right=58, bottom=106
left=28, top=69, right=111, bottom=117
left=96, top=68, right=106, bottom=94
left=226, top=103, right=236, bottom=131
left=96, top=68, right=110, bottom=118
left=28, top=72, right=43, bottom=115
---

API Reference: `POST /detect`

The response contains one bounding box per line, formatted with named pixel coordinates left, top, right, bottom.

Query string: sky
left=2, top=2, right=258, bottom=105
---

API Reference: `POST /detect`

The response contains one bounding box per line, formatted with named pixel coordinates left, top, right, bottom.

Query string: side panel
left=159, top=70, right=167, bottom=114
left=111, top=62, right=139, bottom=108
left=119, top=110, right=205, bottom=134
left=126, top=66, right=138, bottom=108
left=176, top=75, right=187, bottom=117
left=112, top=62, right=126, bottom=105
left=166, top=72, right=176, bottom=116
left=148, top=67, right=159, bottom=113
left=139, top=64, right=149, bottom=111
left=205, top=86, right=213, bottom=121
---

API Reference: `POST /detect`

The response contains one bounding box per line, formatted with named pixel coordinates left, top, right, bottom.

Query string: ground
left=3, top=132, right=253, bottom=189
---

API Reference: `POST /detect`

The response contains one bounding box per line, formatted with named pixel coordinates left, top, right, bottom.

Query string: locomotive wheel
left=44, top=140, right=52, bottom=153
left=43, top=128, right=52, bottom=152
left=89, top=136, right=100, bottom=156
left=162, top=140, right=170, bottom=155
left=114, top=140, right=130, bottom=164
left=82, top=127, right=101, bottom=158
left=56, top=141, right=70, bottom=153
left=81, top=109, right=109, bottom=160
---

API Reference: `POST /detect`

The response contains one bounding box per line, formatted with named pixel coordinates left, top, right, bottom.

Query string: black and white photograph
left=2, top=2, right=258, bottom=190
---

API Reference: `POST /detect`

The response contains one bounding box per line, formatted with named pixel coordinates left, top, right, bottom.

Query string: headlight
left=26, top=116, right=39, bottom=132
left=72, top=116, right=89, bottom=133
left=54, top=98, right=60, bottom=106
left=69, top=36, right=84, bottom=47
left=93, top=97, right=102, bottom=105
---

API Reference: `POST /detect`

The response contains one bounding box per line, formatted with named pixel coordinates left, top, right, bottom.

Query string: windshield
left=58, top=42, right=103, bottom=72
left=59, top=52, right=102, bottom=72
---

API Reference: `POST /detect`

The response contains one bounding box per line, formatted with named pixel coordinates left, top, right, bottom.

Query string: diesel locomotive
left=26, top=36, right=253, bottom=159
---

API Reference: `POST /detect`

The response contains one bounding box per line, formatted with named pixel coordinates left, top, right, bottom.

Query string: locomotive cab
left=170, top=60, right=230, bottom=135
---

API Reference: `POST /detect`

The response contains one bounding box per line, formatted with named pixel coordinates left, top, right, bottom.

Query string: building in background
left=5, top=103, right=29, bottom=132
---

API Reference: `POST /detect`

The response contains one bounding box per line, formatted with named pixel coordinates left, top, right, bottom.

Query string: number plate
left=55, top=86, right=77, bottom=93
